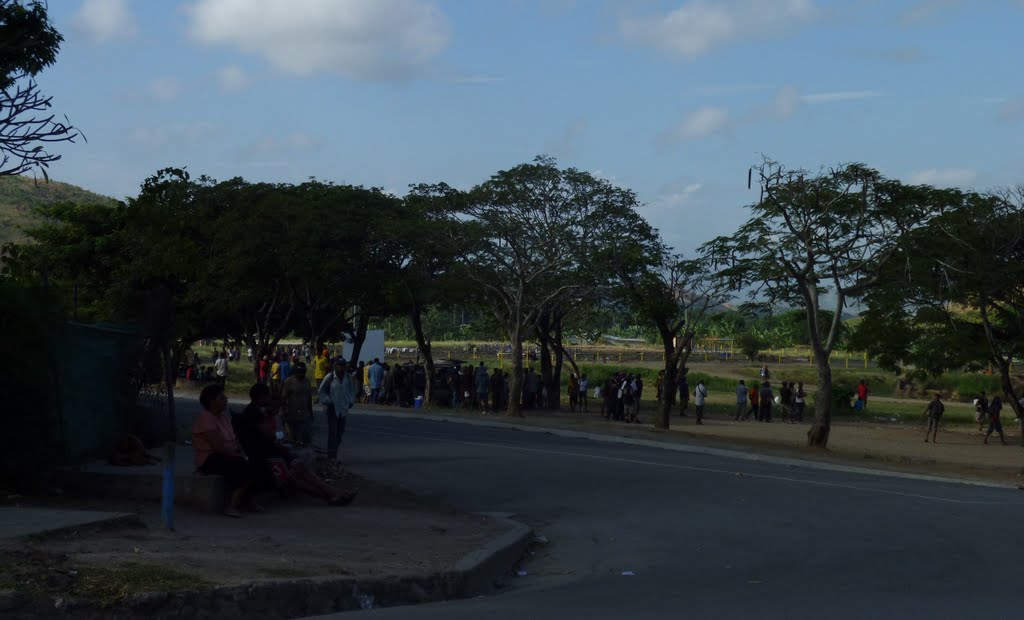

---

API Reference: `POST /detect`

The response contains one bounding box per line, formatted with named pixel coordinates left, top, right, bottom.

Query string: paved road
left=315, top=411, right=1024, bottom=619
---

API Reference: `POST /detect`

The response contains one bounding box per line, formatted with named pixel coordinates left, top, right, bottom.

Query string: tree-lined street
left=315, top=412, right=1024, bottom=618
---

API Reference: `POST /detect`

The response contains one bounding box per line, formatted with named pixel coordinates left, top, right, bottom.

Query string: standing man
left=270, top=355, right=282, bottom=395
left=694, top=379, right=708, bottom=425
left=923, top=393, right=944, bottom=443
left=313, top=348, right=329, bottom=387
left=489, top=367, right=503, bottom=414
left=279, top=354, right=291, bottom=382
left=214, top=351, right=228, bottom=387
left=856, top=379, right=869, bottom=411
left=677, top=373, right=690, bottom=417
left=779, top=381, right=793, bottom=423
left=734, top=379, right=747, bottom=420
left=758, top=381, right=774, bottom=422
left=281, top=361, right=313, bottom=444
left=367, top=358, right=384, bottom=404
left=475, top=362, right=490, bottom=412
left=317, top=360, right=355, bottom=462
left=745, top=381, right=759, bottom=420
left=578, top=374, right=589, bottom=412
left=984, top=394, right=1007, bottom=445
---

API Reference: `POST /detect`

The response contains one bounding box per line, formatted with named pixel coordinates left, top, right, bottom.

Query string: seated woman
left=192, top=383, right=254, bottom=518
left=235, top=383, right=356, bottom=506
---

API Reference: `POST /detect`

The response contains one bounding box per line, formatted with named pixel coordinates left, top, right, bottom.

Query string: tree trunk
left=995, top=360, right=1023, bottom=446
left=550, top=314, right=565, bottom=410
left=507, top=331, right=524, bottom=417
left=409, top=307, right=435, bottom=409
left=538, top=335, right=553, bottom=411
left=807, top=357, right=832, bottom=448
left=657, top=343, right=676, bottom=430
left=349, top=312, right=370, bottom=363
left=160, top=338, right=176, bottom=531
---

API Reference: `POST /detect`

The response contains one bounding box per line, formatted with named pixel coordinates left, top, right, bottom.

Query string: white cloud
left=619, top=0, right=816, bottom=59
left=772, top=85, right=801, bottom=118
left=850, top=46, right=930, bottom=64
left=545, top=119, right=587, bottom=156
left=801, top=90, right=881, bottom=104
left=217, top=66, right=252, bottom=92
left=901, top=0, right=963, bottom=25
left=128, top=122, right=222, bottom=148
left=656, top=181, right=704, bottom=209
left=666, top=85, right=880, bottom=145
left=670, top=106, right=732, bottom=142
left=908, top=168, right=977, bottom=187
left=242, top=132, right=323, bottom=157
left=186, top=0, right=451, bottom=81
left=72, top=0, right=138, bottom=44
left=996, top=98, right=1024, bottom=122
left=147, top=77, right=182, bottom=103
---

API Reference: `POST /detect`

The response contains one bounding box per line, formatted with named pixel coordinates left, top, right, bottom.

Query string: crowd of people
left=189, top=344, right=1019, bottom=496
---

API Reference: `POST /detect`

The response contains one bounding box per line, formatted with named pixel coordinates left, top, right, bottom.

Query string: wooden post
left=863, top=352, right=867, bottom=369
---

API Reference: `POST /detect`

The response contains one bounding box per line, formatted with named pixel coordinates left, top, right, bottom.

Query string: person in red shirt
left=856, top=380, right=869, bottom=411
left=258, top=355, right=270, bottom=385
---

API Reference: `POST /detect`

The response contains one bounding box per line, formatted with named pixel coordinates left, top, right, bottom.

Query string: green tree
left=735, top=331, right=764, bottom=361
left=852, top=189, right=1024, bottom=437
left=459, top=156, right=616, bottom=416
left=391, top=182, right=471, bottom=406
left=702, top=159, right=951, bottom=447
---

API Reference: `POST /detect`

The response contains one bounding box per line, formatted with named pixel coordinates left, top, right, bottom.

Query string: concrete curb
left=25, top=513, right=144, bottom=541
left=7, top=518, right=533, bottom=619
left=350, top=409, right=1020, bottom=490
left=454, top=517, right=533, bottom=594
left=2, top=510, right=143, bottom=542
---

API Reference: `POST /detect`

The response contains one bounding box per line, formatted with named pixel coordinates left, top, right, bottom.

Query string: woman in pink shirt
left=193, top=384, right=254, bottom=517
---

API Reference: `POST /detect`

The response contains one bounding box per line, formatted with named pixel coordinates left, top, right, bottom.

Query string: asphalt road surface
left=312, top=411, right=1024, bottom=619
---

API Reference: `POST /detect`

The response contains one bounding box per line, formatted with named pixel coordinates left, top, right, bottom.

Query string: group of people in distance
left=731, top=377, right=808, bottom=424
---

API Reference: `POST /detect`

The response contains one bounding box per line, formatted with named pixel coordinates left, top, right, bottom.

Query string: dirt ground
left=0, top=475, right=512, bottom=604
left=400, top=404, right=1024, bottom=486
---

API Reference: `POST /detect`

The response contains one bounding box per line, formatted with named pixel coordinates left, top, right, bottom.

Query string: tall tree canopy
left=702, top=159, right=954, bottom=447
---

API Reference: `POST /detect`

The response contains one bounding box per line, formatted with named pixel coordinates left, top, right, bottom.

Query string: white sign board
left=343, top=329, right=385, bottom=364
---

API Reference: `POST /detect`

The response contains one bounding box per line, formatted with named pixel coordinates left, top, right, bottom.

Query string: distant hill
left=0, top=175, right=116, bottom=246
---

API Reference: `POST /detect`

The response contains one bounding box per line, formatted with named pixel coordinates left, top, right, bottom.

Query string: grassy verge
left=0, top=550, right=210, bottom=606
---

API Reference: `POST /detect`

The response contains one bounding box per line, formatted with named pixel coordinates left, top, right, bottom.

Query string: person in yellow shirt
left=313, top=348, right=329, bottom=384
left=270, top=355, right=282, bottom=395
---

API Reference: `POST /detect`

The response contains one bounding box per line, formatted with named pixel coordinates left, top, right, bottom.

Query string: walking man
left=317, top=360, right=355, bottom=462
left=984, top=394, right=1007, bottom=445
left=281, top=362, right=313, bottom=444
left=924, top=393, right=944, bottom=443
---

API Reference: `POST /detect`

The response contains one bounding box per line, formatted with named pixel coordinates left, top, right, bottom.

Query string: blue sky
left=35, top=0, right=1024, bottom=252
